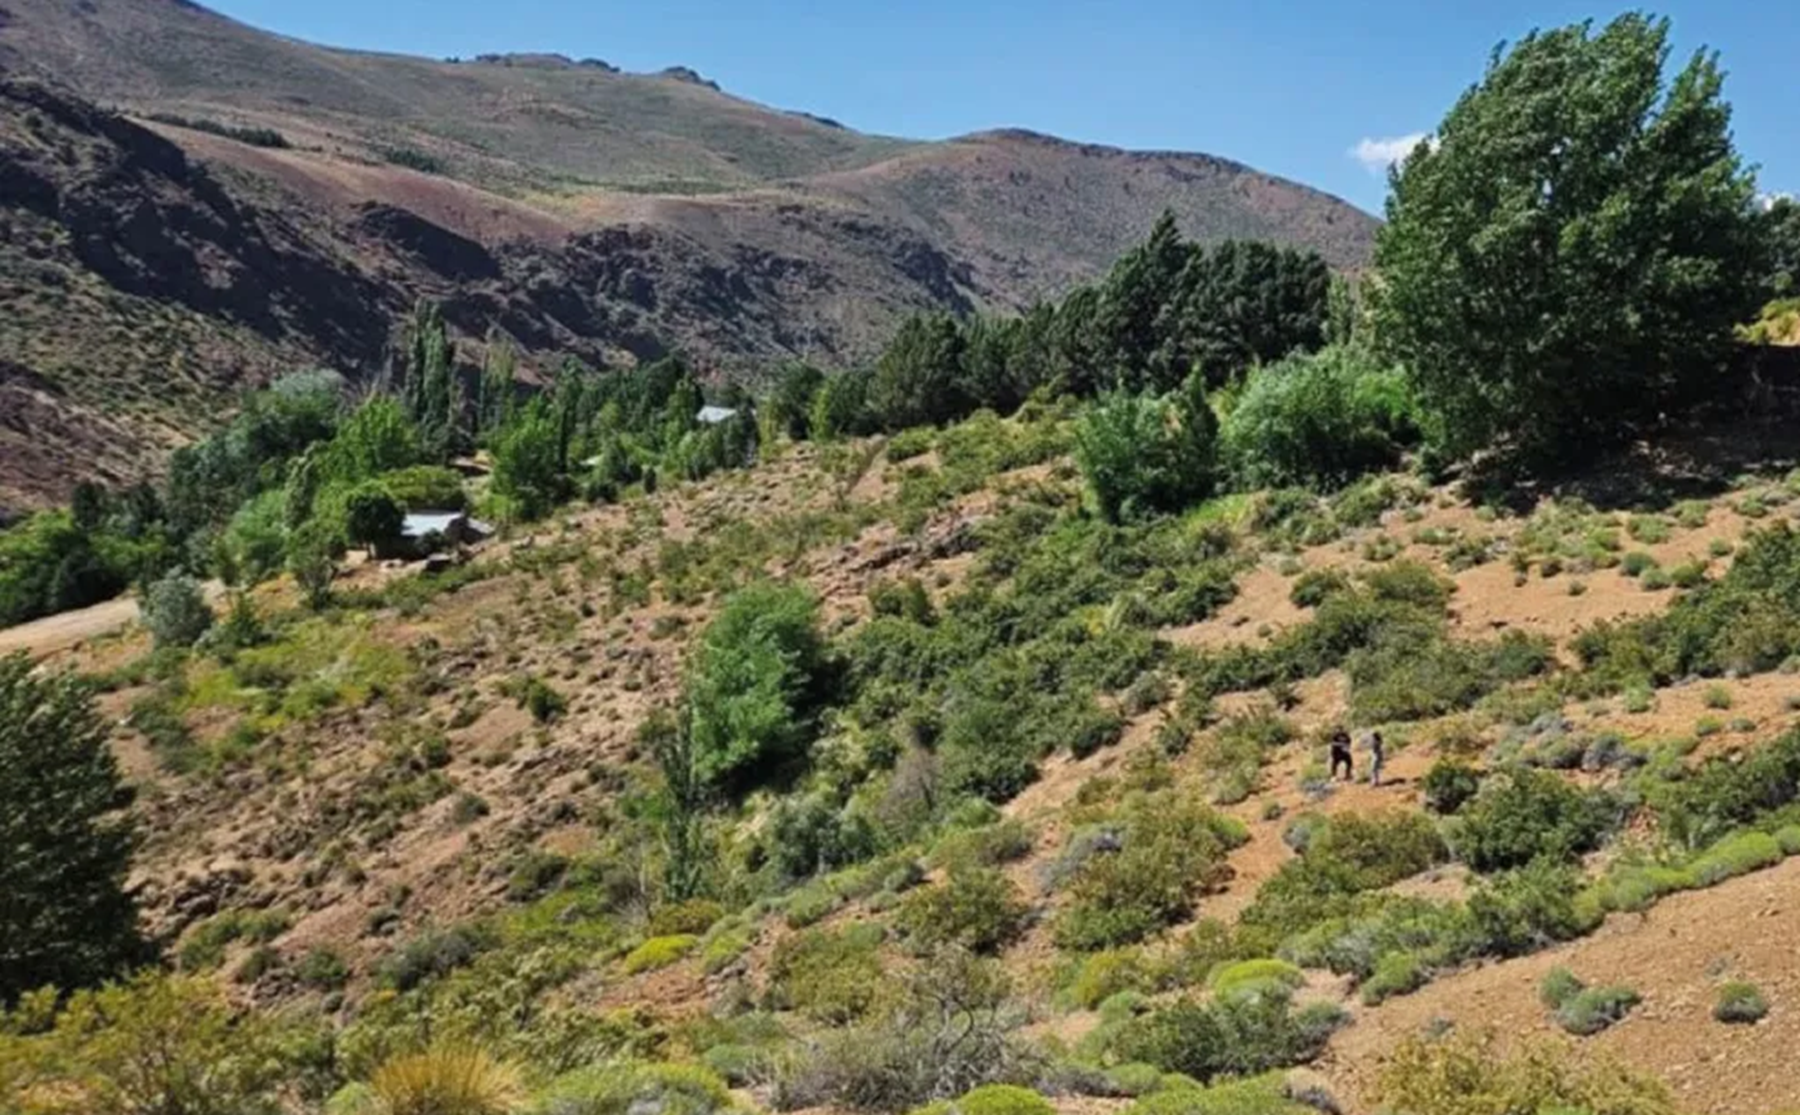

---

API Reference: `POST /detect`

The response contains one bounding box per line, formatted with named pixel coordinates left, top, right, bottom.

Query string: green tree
left=1096, top=209, right=1191, bottom=389
left=808, top=370, right=872, bottom=442
left=1220, top=345, right=1419, bottom=491
left=869, top=314, right=969, bottom=430
left=343, top=484, right=404, bottom=553
left=287, top=523, right=337, bottom=611
left=1073, top=381, right=1218, bottom=524
left=402, top=299, right=459, bottom=459
left=766, top=363, right=826, bottom=442
left=1764, top=196, right=1800, bottom=299
left=0, top=654, right=144, bottom=1003
left=477, top=328, right=518, bottom=439
left=1374, top=14, right=1766, bottom=468
left=490, top=399, right=566, bottom=521
left=684, top=582, right=829, bottom=790
left=324, top=397, right=422, bottom=485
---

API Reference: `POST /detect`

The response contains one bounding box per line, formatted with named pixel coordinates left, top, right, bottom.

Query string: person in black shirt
left=1329, top=727, right=1353, bottom=782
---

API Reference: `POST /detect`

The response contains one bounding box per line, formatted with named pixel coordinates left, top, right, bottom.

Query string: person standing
left=1367, top=730, right=1386, bottom=788
left=1328, top=727, right=1353, bottom=782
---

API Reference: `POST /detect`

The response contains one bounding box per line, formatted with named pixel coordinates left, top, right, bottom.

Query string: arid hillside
left=25, top=400, right=1800, bottom=1115
left=0, top=0, right=1378, bottom=511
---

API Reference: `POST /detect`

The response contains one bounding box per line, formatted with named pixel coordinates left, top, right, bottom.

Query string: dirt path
left=0, top=595, right=142, bottom=659
left=0, top=580, right=230, bottom=660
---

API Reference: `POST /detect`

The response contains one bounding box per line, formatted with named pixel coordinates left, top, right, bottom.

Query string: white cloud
left=1759, top=191, right=1794, bottom=211
left=1349, top=133, right=1429, bottom=174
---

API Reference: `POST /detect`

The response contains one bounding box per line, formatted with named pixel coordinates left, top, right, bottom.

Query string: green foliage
left=1714, top=980, right=1768, bottom=1024
left=376, top=925, right=491, bottom=992
left=684, top=581, right=829, bottom=791
left=1375, top=14, right=1766, bottom=468
left=0, top=971, right=298, bottom=1115
left=532, top=1061, right=733, bottom=1115
left=913, top=1084, right=1055, bottom=1115
left=766, top=925, right=886, bottom=1023
left=1376, top=1030, right=1679, bottom=1115
left=288, top=523, right=338, bottom=610
left=1287, top=569, right=1348, bottom=609
left=1540, top=966, right=1585, bottom=1009
left=378, top=465, right=468, bottom=511
left=1579, top=525, right=1800, bottom=686
left=490, top=399, right=566, bottom=521
left=1359, top=950, right=1428, bottom=1005
left=1054, top=793, right=1247, bottom=950
left=621, top=935, right=699, bottom=974
left=1108, top=989, right=1345, bottom=1085
left=1205, top=959, right=1305, bottom=1001
left=344, top=484, right=405, bottom=551
left=142, top=570, right=214, bottom=648
left=1122, top=1074, right=1313, bottom=1115
left=1465, top=861, right=1603, bottom=957
left=0, top=655, right=144, bottom=1003
left=1555, top=984, right=1641, bottom=1036
left=1450, top=769, right=1616, bottom=873
left=1220, top=345, right=1417, bottom=491
left=1074, top=383, right=1217, bottom=524
left=0, top=511, right=140, bottom=627
left=1421, top=760, right=1480, bottom=815
left=895, top=867, right=1030, bottom=954
left=323, top=396, right=422, bottom=488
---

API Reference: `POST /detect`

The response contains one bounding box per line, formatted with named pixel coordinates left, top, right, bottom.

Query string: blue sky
left=208, top=1, right=1795, bottom=216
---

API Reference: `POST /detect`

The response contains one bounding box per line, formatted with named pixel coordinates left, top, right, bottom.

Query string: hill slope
left=0, top=0, right=1379, bottom=512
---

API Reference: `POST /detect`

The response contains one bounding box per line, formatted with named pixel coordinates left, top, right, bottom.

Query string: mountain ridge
left=0, top=0, right=1379, bottom=513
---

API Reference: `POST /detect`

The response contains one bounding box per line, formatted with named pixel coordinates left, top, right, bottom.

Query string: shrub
left=536, top=1061, right=733, bottom=1115
left=1288, top=569, right=1349, bottom=609
left=1065, top=949, right=1158, bottom=1010
left=1124, top=1075, right=1314, bottom=1115
left=297, top=947, right=351, bottom=991
left=1714, top=980, right=1768, bottom=1024
left=0, top=972, right=294, bottom=1115
left=1376, top=1030, right=1678, bottom=1115
left=1539, top=965, right=1584, bottom=1008
left=515, top=676, right=567, bottom=724
left=913, top=1083, right=1055, bottom=1115
left=143, top=571, right=214, bottom=648
left=1206, top=958, right=1305, bottom=1001
left=1555, top=984, right=1640, bottom=1036
left=344, top=483, right=405, bottom=552
left=1421, top=760, right=1480, bottom=815
left=376, top=925, right=489, bottom=991
left=1308, top=810, right=1448, bottom=887
left=378, top=465, right=468, bottom=512
left=1686, top=831, right=1782, bottom=887
left=1054, top=794, right=1247, bottom=950
left=1450, top=769, right=1615, bottom=873
left=896, top=867, right=1029, bottom=954
left=1108, top=991, right=1344, bottom=1084
left=365, top=1045, right=523, bottom=1115
left=767, top=925, right=886, bottom=1023
left=651, top=899, right=726, bottom=937
left=932, top=820, right=1035, bottom=872
left=622, top=934, right=699, bottom=974
left=1465, top=861, right=1602, bottom=957
left=1620, top=551, right=1659, bottom=578
left=1220, top=346, right=1418, bottom=492
left=771, top=949, right=1030, bottom=1112
left=1360, top=951, right=1427, bottom=1005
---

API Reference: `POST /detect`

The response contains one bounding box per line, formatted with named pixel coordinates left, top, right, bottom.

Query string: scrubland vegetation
left=6, top=11, right=1800, bottom=1115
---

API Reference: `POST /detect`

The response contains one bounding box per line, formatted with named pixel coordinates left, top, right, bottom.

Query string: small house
left=393, top=511, right=493, bottom=559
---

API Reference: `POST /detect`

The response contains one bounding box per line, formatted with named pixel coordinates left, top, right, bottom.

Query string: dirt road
left=0, top=594, right=143, bottom=659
